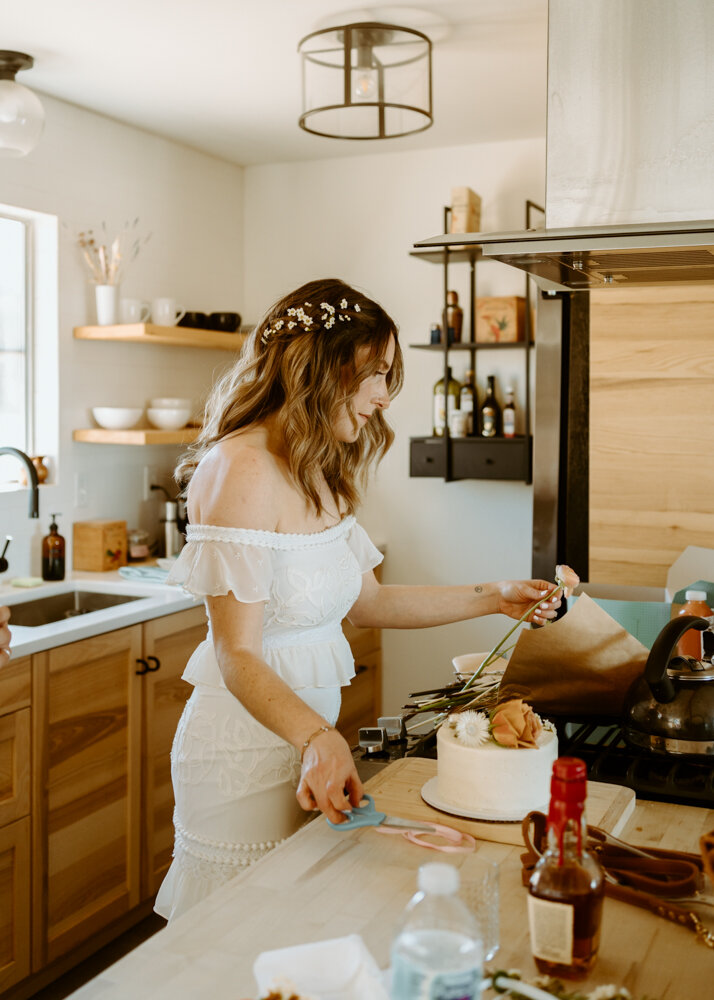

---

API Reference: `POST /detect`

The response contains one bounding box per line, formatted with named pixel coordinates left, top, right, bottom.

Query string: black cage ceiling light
left=298, top=21, right=432, bottom=140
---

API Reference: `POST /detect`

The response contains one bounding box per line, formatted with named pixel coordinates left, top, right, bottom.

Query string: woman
left=154, top=278, right=561, bottom=922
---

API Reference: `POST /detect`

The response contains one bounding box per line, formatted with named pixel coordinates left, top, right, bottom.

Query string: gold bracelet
left=300, top=725, right=332, bottom=761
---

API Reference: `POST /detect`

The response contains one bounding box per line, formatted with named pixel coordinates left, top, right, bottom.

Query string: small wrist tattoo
left=473, top=585, right=483, bottom=594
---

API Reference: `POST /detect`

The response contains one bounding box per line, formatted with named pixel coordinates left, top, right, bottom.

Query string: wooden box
left=73, top=519, right=128, bottom=572
left=476, top=296, right=526, bottom=343
left=450, top=186, right=482, bottom=233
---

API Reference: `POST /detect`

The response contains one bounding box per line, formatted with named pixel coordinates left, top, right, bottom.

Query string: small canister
left=448, top=409, right=469, bottom=438
left=127, top=528, right=151, bottom=562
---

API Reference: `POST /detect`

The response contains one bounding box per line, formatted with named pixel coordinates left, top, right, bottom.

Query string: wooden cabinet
left=32, top=629, right=144, bottom=967
left=141, top=607, right=206, bottom=897
left=0, top=657, right=31, bottom=992
left=30, top=608, right=206, bottom=971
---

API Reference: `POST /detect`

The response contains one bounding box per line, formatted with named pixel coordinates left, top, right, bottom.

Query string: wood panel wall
left=589, top=285, right=714, bottom=586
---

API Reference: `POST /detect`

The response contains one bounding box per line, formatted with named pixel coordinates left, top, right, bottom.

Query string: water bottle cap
left=685, top=589, right=708, bottom=602
left=418, top=862, right=460, bottom=895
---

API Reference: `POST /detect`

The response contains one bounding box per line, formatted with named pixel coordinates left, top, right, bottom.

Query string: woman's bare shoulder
left=188, top=435, right=281, bottom=529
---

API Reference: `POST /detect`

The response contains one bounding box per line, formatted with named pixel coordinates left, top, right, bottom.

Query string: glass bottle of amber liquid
left=528, top=757, right=604, bottom=980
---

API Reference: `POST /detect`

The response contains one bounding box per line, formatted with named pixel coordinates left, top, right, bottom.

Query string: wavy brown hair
left=175, top=278, right=403, bottom=516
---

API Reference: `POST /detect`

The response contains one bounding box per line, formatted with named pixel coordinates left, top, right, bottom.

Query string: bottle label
left=527, top=894, right=574, bottom=965
left=391, top=953, right=481, bottom=1000
left=503, top=410, right=515, bottom=437
left=434, top=391, right=458, bottom=433
left=481, top=407, right=496, bottom=437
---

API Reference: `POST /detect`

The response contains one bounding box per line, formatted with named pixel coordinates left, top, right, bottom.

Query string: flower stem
left=460, top=584, right=561, bottom=692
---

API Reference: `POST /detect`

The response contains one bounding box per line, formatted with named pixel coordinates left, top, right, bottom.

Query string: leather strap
left=520, top=811, right=714, bottom=949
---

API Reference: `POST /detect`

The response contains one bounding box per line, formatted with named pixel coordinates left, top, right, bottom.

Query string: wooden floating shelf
left=73, top=323, right=248, bottom=351
left=73, top=427, right=201, bottom=446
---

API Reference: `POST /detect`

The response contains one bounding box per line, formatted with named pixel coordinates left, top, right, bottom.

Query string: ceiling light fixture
left=0, top=50, right=45, bottom=158
left=298, top=21, right=432, bottom=140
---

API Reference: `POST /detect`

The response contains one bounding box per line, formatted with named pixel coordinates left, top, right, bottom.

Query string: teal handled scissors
left=326, top=794, right=476, bottom=854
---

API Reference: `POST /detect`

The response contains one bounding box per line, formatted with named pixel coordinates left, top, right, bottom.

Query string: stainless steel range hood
left=414, top=220, right=714, bottom=292
left=415, top=2, right=714, bottom=291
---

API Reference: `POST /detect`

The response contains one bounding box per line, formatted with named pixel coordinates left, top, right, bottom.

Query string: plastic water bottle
left=391, top=862, right=483, bottom=1000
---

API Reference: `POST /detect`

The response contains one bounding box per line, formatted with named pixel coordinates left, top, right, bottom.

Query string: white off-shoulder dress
left=153, top=515, right=383, bottom=922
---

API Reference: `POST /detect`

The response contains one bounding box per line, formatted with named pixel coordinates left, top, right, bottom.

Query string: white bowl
left=149, top=397, right=193, bottom=410
left=147, top=406, right=191, bottom=430
left=92, top=406, right=144, bottom=430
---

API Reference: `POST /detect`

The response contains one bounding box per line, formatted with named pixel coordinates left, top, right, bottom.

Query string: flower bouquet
left=402, top=565, right=580, bottom=737
left=73, top=217, right=151, bottom=286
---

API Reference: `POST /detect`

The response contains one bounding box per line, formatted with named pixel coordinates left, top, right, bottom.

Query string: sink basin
left=8, top=589, right=144, bottom=627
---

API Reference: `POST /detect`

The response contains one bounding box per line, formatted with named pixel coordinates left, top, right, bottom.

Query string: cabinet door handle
left=147, top=656, right=161, bottom=672
left=355, top=663, right=369, bottom=675
left=135, top=658, right=150, bottom=675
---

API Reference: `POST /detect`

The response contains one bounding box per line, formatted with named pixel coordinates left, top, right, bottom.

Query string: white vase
left=95, top=284, right=120, bottom=325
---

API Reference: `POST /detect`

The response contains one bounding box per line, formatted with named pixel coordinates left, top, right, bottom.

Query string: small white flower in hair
left=338, top=315, right=344, bottom=321
left=287, top=321, right=296, bottom=329
left=320, top=302, right=335, bottom=314
left=275, top=320, right=284, bottom=329
left=339, top=298, right=348, bottom=309
left=354, top=303, right=361, bottom=312
left=304, top=301, right=312, bottom=306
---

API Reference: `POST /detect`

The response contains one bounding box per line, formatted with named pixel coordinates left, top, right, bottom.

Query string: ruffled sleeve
left=347, top=521, right=384, bottom=573
left=167, top=526, right=273, bottom=603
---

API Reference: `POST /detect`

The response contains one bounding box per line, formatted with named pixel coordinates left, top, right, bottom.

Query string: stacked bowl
left=147, top=397, right=193, bottom=430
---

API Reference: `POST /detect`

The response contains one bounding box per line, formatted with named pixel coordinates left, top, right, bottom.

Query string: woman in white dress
left=154, top=278, right=562, bottom=922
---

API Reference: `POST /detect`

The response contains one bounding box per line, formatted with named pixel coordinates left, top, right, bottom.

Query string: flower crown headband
left=260, top=297, right=361, bottom=345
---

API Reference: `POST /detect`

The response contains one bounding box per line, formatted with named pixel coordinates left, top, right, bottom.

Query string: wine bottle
left=528, top=758, right=605, bottom=980
left=433, top=371, right=461, bottom=437
left=503, top=385, right=516, bottom=438
left=479, top=375, right=501, bottom=437
left=446, top=290, right=463, bottom=344
left=460, top=369, right=477, bottom=435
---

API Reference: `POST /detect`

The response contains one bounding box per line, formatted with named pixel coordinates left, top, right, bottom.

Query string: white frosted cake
left=436, top=712, right=558, bottom=821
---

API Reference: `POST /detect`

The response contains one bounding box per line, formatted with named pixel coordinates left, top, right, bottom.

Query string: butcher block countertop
left=68, top=759, right=713, bottom=1000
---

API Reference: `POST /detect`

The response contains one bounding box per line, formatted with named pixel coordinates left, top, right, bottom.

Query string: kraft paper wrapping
left=499, top=593, right=650, bottom=717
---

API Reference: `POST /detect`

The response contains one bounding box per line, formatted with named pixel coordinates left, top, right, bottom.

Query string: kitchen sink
left=8, top=589, right=144, bottom=627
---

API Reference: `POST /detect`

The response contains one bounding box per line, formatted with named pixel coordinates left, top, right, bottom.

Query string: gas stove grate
left=559, top=722, right=714, bottom=808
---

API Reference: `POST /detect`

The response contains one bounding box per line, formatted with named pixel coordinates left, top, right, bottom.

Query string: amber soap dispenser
left=42, top=513, right=66, bottom=581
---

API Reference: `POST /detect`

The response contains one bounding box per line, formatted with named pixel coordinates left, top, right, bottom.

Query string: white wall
left=243, top=138, right=546, bottom=712
left=0, top=95, right=244, bottom=577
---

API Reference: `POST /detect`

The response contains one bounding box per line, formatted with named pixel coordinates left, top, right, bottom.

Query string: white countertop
left=2, top=566, right=202, bottom=658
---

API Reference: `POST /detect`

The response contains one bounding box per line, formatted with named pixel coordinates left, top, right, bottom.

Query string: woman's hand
left=296, top=728, right=364, bottom=824
left=0, top=606, right=11, bottom=667
left=496, top=579, right=562, bottom=624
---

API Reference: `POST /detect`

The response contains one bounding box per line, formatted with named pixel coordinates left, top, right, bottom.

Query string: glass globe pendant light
left=0, top=51, right=45, bottom=158
left=298, top=22, right=432, bottom=140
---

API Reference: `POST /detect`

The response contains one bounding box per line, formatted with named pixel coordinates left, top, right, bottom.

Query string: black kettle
left=623, top=615, right=714, bottom=756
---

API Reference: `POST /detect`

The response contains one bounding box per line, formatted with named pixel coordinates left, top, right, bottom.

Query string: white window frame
left=0, top=201, right=58, bottom=490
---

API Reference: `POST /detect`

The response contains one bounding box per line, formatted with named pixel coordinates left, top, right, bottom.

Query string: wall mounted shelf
left=410, top=436, right=531, bottom=481
left=73, top=427, right=200, bottom=446
left=73, top=323, right=247, bottom=351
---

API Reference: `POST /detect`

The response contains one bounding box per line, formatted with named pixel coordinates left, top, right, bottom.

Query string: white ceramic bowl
left=92, top=406, right=144, bottom=430
left=149, top=397, right=193, bottom=410
left=147, top=406, right=191, bottom=430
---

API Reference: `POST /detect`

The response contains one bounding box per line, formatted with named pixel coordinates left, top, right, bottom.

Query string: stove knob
left=377, top=715, right=407, bottom=742
left=358, top=726, right=388, bottom=753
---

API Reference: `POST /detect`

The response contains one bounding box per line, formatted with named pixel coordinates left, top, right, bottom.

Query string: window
left=0, top=202, right=58, bottom=490
left=0, top=214, right=31, bottom=451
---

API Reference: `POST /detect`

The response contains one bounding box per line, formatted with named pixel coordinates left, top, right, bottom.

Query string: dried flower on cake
left=451, top=710, right=490, bottom=747
left=489, top=698, right=542, bottom=748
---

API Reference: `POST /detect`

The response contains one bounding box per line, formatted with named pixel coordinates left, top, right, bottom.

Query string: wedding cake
left=435, top=699, right=558, bottom=821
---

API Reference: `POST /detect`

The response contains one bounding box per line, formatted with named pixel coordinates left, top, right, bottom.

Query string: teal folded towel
left=118, top=565, right=171, bottom=583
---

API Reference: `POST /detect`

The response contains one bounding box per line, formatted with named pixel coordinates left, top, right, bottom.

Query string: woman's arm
left=346, top=573, right=561, bottom=629
left=207, top=593, right=363, bottom=825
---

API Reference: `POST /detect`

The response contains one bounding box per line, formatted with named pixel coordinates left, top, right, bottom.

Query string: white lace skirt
left=154, top=682, right=341, bottom=923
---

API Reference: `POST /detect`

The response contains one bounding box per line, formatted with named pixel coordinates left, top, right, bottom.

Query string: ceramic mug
left=119, top=298, right=151, bottom=323
left=151, top=298, right=187, bottom=327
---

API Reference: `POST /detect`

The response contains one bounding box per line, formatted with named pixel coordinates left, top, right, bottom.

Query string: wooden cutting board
left=365, top=757, right=636, bottom=846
